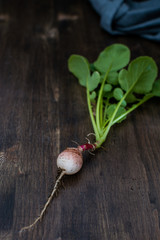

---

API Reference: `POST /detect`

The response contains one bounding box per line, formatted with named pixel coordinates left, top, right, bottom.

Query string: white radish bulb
left=57, top=147, right=83, bottom=175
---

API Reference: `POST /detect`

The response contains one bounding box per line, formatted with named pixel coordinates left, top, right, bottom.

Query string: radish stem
left=86, top=81, right=100, bottom=139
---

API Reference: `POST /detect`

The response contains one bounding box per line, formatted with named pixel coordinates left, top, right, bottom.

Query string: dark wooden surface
left=0, top=0, right=160, bottom=239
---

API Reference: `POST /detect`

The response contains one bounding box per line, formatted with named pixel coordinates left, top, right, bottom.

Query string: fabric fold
left=89, top=0, right=160, bottom=42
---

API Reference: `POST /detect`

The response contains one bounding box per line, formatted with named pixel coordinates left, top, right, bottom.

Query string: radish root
left=19, top=170, right=65, bottom=234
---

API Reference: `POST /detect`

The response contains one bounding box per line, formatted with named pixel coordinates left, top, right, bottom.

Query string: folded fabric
left=89, top=0, right=160, bottom=42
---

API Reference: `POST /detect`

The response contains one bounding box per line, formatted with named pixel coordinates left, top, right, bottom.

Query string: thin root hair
left=87, top=133, right=96, bottom=137
left=71, top=140, right=80, bottom=146
left=19, top=170, right=65, bottom=235
left=85, top=137, right=91, bottom=144
left=88, top=150, right=95, bottom=155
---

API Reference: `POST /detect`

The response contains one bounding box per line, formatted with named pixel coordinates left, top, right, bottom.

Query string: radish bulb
left=57, top=147, right=83, bottom=175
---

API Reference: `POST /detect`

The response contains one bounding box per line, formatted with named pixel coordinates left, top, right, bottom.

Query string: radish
left=19, top=44, right=160, bottom=234
left=19, top=143, right=96, bottom=233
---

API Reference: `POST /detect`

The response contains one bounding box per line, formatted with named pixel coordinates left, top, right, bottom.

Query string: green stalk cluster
left=68, top=44, right=160, bottom=148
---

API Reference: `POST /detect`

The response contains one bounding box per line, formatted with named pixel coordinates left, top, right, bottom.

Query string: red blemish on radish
left=78, top=143, right=96, bottom=152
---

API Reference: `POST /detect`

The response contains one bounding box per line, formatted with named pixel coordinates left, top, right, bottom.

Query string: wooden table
left=0, top=0, right=160, bottom=239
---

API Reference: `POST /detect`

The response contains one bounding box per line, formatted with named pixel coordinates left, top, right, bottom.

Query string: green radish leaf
left=105, top=104, right=116, bottom=119
left=115, top=107, right=127, bottom=123
left=104, top=84, right=112, bottom=92
left=121, top=100, right=127, bottom=108
left=105, top=104, right=126, bottom=123
left=90, top=63, right=96, bottom=72
left=119, top=56, right=158, bottom=94
left=104, top=91, right=113, bottom=99
left=90, top=91, right=96, bottom=101
left=107, top=72, right=118, bottom=85
left=125, top=93, right=138, bottom=103
left=94, top=44, right=130, bottom=73
left=152, top=79, right=160, bottom=97
left=88, top=71, right=100, bottom=91
left=113, top=88, right=124, bottom=101
left=68, top=55, right=90, bottom=87
left=118, top=69, right=128, bottom=91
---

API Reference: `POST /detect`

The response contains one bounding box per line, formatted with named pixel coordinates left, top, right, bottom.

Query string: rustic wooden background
left=0, top=0, right=160, bottom=239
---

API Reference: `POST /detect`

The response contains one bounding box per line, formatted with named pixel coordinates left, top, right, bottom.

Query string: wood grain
left=0, top=0, right=160, bottom=239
